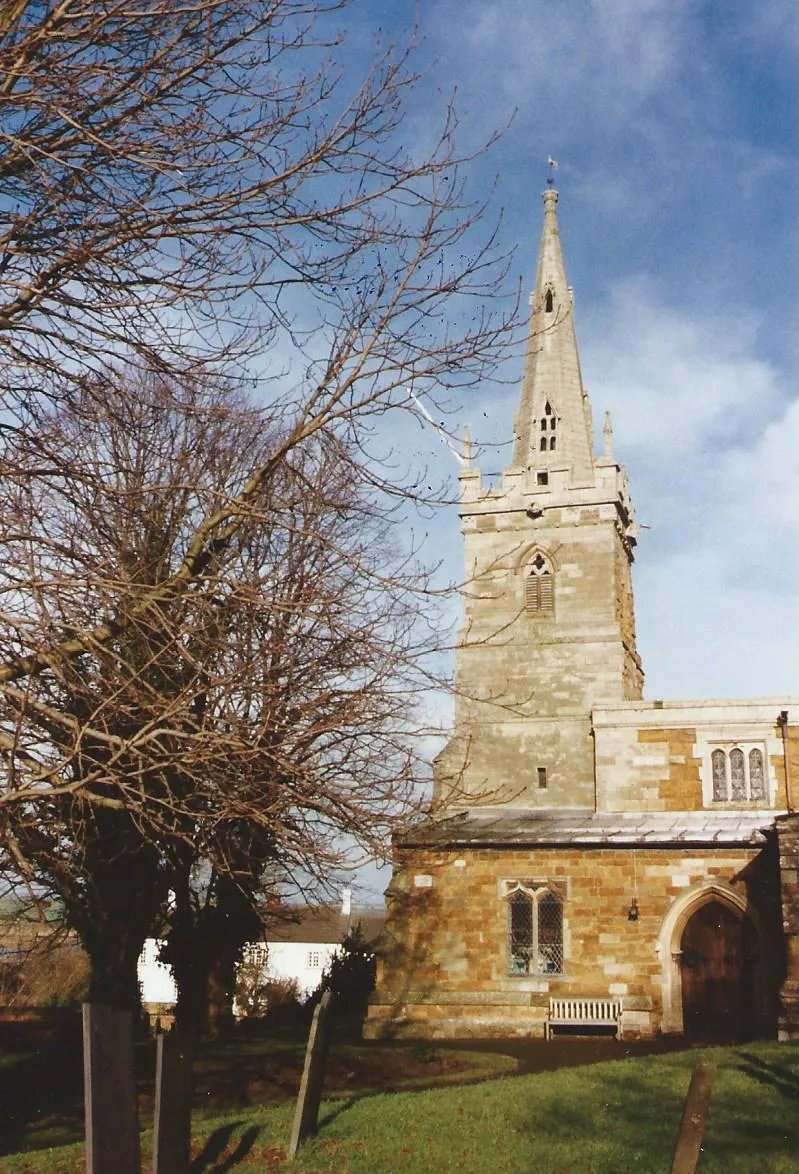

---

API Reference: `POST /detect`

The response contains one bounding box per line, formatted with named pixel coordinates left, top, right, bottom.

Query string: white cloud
left=583, top=278, right=782, bottom=464
left=436, top=0, right=696, bottom=125
left=579, top=283, right=798, bottom=698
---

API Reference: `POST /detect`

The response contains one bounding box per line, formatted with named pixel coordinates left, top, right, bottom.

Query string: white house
left=138, top=890, right=385, bottom=1015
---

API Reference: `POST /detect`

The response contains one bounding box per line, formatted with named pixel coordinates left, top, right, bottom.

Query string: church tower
left=367, top=185, right=797, bottom=1047
left=436, top=187, right=643, bottom=812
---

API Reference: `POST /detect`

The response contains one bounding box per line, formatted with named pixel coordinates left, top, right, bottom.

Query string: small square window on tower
left=536, top=471, right=549, bottom=485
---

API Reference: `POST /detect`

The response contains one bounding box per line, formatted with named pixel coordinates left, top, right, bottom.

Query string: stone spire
left=511, top=188, right=594, bottom=481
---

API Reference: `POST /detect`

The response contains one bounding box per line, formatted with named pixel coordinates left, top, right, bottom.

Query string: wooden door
left=680, top=901, right=755, bottom=1042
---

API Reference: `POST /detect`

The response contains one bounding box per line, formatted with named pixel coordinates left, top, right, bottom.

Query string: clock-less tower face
left=434, top=189, right=643, bottom=811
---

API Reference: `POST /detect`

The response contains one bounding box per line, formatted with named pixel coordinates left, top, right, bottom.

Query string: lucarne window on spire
left=539, top=403, right=557, bottom=449
left=544, top=288, right=554, bottom=313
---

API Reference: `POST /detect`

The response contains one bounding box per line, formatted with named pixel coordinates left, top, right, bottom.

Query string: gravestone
left=152, top=1032, right=194, bottom=1174
left=82, top=1003, right=139, bottom=1174
left=288, top=990, right=333, bottom=1157
left=671, top=1060, right=716, bottom=1174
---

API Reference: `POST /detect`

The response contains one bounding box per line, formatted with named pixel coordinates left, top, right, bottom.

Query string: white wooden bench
left=544, top=997, right=623, bottom=1040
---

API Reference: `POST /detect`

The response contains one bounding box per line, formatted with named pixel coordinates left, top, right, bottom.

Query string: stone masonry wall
left=593, top=707, right=791, bottom=813
left=365, top=842, right=777, bottom=1040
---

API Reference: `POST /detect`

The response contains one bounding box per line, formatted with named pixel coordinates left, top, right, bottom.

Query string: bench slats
left=545, top=997, right=622, bottom=1040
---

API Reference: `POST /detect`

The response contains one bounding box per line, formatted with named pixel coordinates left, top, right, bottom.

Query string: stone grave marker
left=152, top=1032, right=194, bottom=1174
left=288, top=989, right=333, bottom=1157
left=82, top=1003, right=139, bottom=1174
left=671, top=1060, right=716, bottom=1174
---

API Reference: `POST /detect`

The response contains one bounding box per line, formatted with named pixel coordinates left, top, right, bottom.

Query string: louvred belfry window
left=526, top=553, right=554, bottom=615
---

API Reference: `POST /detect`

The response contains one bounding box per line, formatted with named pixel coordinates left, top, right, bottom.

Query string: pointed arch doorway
left=679, top=900, right=757, bottom=1042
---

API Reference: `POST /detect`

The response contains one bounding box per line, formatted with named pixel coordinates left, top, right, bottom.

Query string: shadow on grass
left=191, top=1122, right=261, bottom=1172
left=733, top=1051, right=799, bottom=1102
left=317, top=1094, right=360, bottom=1130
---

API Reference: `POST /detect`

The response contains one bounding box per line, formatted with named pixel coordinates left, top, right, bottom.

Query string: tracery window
left=525, top=553, right=554, bottom=615
left=505, top=882, right=564, bottom=976
left=709, top=745, right=769, bottom=804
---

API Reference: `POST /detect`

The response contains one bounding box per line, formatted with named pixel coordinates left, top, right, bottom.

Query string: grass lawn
left=1, top=1039, right=795, bottom=1173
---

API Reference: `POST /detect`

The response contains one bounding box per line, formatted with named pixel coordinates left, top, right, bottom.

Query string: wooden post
left=83, top=1003, right=140, bottom=1174
left=670, top=1060, right=716, bottom=1174
left=288, top=990, right=333, bottom=1158
left=152, top=1033, right=194, bottom=1174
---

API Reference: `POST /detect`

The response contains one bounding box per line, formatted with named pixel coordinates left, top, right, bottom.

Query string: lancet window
left=505, top=882, right=564, bottom=976
left=538, top=402, right=557, bottom=452
left=525, top=553, right=554, bottom=615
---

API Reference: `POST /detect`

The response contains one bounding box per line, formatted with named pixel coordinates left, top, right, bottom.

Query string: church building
left=365, top=187, right=799, bottom=1043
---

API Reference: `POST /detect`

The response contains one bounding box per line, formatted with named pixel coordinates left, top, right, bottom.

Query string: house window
left=525, top=553, right=554, bottom=615
left=709, top=745, right=769, bottom=804
left=505, top=883, right=563, bottom=976
left=307, top=951, right=321, bottom=968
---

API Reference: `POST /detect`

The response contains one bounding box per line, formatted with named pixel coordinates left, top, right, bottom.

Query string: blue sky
left=337, top=0, right=797, bottom=900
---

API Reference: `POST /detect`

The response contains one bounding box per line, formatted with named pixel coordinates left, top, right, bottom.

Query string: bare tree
left=0, top=0, right=516, bottom=703
left=0, top=373, right=442, bottom=1009
left=1, top=0, right=513, bottom=405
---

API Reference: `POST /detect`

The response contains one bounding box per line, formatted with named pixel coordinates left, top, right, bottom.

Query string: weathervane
left=546, top=156, right=559, bottom=187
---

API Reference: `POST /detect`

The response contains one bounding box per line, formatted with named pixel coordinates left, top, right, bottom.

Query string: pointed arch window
left=505, top=882, right=564, bottom=975
left=526, top=553, right=554, bottom=616
left=544, top=288, right=554, bottom=313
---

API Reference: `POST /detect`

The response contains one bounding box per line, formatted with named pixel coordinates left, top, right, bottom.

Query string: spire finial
left=546, top=156, right=559, bottom=188
left=603, top=410, right=614, bottom=460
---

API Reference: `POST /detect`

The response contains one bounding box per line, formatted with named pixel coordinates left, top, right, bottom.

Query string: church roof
left=398, top=808, right=776, bottom=849
left=265, top=904, right=385, bottom=945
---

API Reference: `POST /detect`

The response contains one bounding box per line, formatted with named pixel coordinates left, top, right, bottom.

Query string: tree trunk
left=84, top=929, right=146, bottom=1015
left=205, top=951, right=236, bottom=1040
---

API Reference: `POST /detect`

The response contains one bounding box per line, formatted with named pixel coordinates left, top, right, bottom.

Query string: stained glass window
left=710, top=745, right=768, bottom=804
left=730, top=748, right=746, bottom=800
left=749, top=749, right=766, bottom=801
left=711, top=749, right=727, bottom=801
